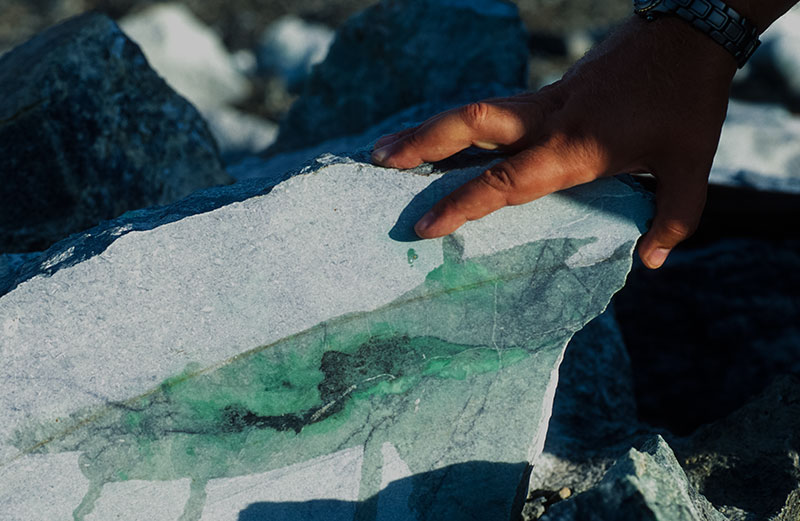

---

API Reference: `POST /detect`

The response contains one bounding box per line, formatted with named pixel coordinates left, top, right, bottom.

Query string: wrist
left=626, top=15, right=738, bottom=79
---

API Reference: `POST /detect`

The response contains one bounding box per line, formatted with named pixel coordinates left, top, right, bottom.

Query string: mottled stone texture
left=269, top=0, right=528, bottom=153
left=544, top=436, right=727, bottom=521
left=674, top=376, right=800, bottom=521
left=0, top=13, right=230, bottom=253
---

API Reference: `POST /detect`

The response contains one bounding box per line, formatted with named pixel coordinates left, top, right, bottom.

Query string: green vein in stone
left=8, top=235, right=629, bottom=521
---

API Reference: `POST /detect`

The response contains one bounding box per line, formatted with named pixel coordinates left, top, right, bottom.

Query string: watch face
left=633, top=0, right=662, bottom=12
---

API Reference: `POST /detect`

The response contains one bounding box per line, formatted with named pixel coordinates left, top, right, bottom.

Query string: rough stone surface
left=119, top=3, right=249, bottom=111
left=0, top=12, right=231, bottom=253
left=269, top=0, right=529, bottom=154
left=673, top=376, right=800, bottom=521
left=544, top=436, right=727, bottom=521
left=0, top=150, right=651, bottom=520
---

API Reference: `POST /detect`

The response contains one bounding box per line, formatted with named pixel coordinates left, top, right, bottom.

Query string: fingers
left=637, top=171, right=708, bottom=269
left=414, top=146, right=584, bottom=238
left=371, top=101, right=533, bottom=169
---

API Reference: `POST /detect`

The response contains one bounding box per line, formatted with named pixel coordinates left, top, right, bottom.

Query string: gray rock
left=0, top=149, right=651, bottom=520
left=0, top=12, right=231, bottom=253
left=269, top=0, right=529, bottom=154
left=119, top=3, right=250, bottom=112
left=544, top=436, right=727, bottom=521
left=257, top=15, right=334, bottom=90
left=673, top=375, right=800, bottom=521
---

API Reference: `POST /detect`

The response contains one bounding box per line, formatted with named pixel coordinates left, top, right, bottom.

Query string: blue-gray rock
left=0, top=12, right=231, bottom=253
left=268, top=0, right=529, bottom=154
left=544, top=436, right=727, bottom=521
left=0, top=149, right=651, bottom=520
left=230, top=83, right=517, bottom=181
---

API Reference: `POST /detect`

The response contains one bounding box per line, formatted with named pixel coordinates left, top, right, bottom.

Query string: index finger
left=371, top=101, right=533, bottom=169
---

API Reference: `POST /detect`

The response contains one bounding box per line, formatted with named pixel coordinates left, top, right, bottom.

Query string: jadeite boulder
left=0, top=152, right=651, bottom=521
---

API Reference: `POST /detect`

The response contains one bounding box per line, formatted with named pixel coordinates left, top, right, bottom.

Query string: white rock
left=120, top=3, right=249, bottom=111
left=711, top=100, right=800, bottom=192
left=257, top=15, right=334, bottom=89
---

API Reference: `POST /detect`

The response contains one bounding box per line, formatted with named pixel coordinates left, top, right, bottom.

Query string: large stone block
left=269, top=0, right=529, bottom=154
left=0, top=13, right=231, bottom=253
left=0, top=152, right=651, bottom=520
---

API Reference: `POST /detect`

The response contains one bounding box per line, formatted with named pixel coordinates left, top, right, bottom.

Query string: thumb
left=638, top=172, right=708, bottom=269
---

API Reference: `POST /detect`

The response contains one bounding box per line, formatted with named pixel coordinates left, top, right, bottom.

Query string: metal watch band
left=635, top=0, right=761, bottom=68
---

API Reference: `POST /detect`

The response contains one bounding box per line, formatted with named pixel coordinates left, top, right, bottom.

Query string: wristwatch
left=633, top=0, right=760, bottom=68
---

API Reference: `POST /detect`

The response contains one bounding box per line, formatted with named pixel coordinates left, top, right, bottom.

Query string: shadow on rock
left=238, top=460, right=530, bottom=521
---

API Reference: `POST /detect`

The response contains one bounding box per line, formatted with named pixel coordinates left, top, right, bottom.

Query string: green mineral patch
left=10, top=235, right=633, bottom=521
left=407, top=248, right=418, bottom=266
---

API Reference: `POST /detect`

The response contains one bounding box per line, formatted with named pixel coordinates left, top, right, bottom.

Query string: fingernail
left=371, top=144, right=394, bottom=164
left=647, top=248, right=670, bottom=269
left=415, top=210, right=437, bottom=236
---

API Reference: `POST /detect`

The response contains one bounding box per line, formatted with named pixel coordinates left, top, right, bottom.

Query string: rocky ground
left=1, top=0, right=799, bottom=519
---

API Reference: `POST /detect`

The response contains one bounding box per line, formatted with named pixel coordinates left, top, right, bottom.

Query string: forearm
left=725, top=0, right=798, bottom=32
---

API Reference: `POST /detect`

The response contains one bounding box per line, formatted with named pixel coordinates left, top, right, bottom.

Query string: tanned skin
left=371, top=1, right=798, bottom=269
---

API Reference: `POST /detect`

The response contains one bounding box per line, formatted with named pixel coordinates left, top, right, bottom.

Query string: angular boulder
left=269, top=0, right=529, bottom=154
left=0, top=13, right=231, bottom=253
left=544, top=436, right=727, bottom=521
left=674, top=375, right=800, bottom=521
left=0, top=151, right=651, bottom=520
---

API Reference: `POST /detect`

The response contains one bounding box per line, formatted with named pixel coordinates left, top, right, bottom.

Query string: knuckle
left=659, top=219, right=696, bottom=241
left=460, top=102, right=492, bottom=130
left=480, top=163, right=518, bottom=193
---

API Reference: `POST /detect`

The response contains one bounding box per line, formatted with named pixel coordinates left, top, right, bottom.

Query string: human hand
left=371, top=16, right=738, bottom=269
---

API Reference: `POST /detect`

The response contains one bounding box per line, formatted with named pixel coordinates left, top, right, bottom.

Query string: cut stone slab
left=269, top=0, right=528, bottom=154
left=544, top=436, right=728, bottom=521
left=0, top=152, right=651, bottom=521
left=0, top=12, right=231, bottom=253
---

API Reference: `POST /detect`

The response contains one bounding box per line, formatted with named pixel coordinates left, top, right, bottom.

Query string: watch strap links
left=638, top=0, right=761, bottom=68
